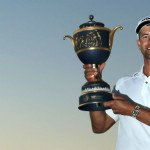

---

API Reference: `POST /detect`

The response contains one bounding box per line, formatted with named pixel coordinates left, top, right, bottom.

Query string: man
left=83, top=16, right=150, bottom=150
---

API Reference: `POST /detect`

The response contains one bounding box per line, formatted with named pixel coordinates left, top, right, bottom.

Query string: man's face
left=137, top=25, right=150, bottom=59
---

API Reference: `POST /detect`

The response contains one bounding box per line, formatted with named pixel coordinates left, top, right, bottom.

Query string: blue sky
left=0, top=0, right=149, bottom=150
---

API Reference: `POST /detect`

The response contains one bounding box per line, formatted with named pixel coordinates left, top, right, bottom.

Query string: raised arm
left=84, top=64, right=116, bottom=133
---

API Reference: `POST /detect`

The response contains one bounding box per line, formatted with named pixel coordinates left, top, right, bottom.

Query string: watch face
left=132, top=106, right=140, bottom=118
left=133, top=110, right=139, bottom=117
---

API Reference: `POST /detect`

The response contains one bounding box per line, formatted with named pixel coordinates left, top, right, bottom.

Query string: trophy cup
left=64, top=15, right=123, bottom=111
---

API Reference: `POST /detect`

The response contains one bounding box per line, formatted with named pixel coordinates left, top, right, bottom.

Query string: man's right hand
left=83, top=63, right=105, bottom=82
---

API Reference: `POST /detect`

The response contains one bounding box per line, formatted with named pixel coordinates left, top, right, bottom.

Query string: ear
left=137, top=39, right=141, bottom=49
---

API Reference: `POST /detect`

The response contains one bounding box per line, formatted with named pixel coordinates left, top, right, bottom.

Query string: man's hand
left=104, top=93, right=135, bottom=116
left=83, top=63, right=105, bottom=82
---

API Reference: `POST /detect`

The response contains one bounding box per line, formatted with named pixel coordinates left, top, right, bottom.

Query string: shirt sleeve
left=105, top=84, right=120, bottom=122
left=106, top=109, right=119, bottom=122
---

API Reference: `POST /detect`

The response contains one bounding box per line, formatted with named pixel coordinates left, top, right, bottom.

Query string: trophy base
left=78, top=81, right=112, bottom=111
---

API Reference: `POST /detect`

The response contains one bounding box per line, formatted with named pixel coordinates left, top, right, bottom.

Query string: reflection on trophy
left=64, top=15, right=123, bottom=111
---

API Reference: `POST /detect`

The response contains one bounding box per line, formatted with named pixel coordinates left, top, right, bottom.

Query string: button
left=145, top=81, right=148, bottom=84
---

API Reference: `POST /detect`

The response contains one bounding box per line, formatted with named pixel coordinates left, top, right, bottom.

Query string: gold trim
left=82, top=90, right=111, bottom=95
left=76, top=47, right=110, bottom=54
left=79, top=101, right=104, bottom=107
left=74, top=26, right=111, bottom=34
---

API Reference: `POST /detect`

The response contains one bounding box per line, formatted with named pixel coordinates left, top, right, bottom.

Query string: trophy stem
left=91, top=64, right=102, bottom=81
left=92, top=64, right=98, bottom=68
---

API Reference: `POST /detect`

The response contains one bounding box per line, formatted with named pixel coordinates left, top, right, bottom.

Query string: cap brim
left=136, top=20, right=150, bottom=33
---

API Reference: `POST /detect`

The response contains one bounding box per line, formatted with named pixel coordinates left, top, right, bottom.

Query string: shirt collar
left=138, top=65, right=150, bottom=81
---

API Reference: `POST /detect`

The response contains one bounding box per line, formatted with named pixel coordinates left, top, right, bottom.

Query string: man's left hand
left=104, top=93, right=135, bottom=116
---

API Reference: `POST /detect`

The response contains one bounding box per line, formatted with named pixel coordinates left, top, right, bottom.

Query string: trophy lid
left=79, top=15, right=105, bottom=28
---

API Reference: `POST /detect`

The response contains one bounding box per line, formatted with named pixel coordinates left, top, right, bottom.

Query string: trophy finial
left=89, top=15, right=94, bottom=21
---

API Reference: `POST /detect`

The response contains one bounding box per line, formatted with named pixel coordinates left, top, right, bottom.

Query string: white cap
left=135, top=16, right=150, bottom=34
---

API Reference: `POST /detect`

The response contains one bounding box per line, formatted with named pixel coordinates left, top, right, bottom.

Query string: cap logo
left=141, top=17, right=150, bottom=22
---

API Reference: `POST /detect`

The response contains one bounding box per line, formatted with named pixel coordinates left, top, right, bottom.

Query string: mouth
left=145, top=47, right=150, bottom=51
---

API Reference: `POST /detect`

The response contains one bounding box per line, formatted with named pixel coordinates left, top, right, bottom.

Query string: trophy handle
left=63, top=35, right=75, bottom=47
left=109, top=26, right=123, bottom=49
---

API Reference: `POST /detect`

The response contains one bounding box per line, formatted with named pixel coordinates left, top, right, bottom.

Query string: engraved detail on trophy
left=64, top=15, right=123, bottom=111
left=74, top=30, right=102, bottom=51
left=84, top=95, right=89, bottom=102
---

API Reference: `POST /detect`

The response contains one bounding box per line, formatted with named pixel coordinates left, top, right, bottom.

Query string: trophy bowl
left=64, top=15, right=123, bottom=111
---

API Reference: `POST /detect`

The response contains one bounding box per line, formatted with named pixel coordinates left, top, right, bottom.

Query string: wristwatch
left=131, top=105, right=141, bottom=118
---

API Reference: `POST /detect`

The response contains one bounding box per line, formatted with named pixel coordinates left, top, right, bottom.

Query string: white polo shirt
left=106, top=67, right=150, bottom=150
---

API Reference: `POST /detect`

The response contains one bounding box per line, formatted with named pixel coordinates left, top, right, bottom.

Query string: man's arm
left=135, top=107, right=150, bottom=126
left=104, top=92, right=150, bottom=126
left=89, top=111, right=116, bottom=133
left=83, top=63, right=115, bottom=133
